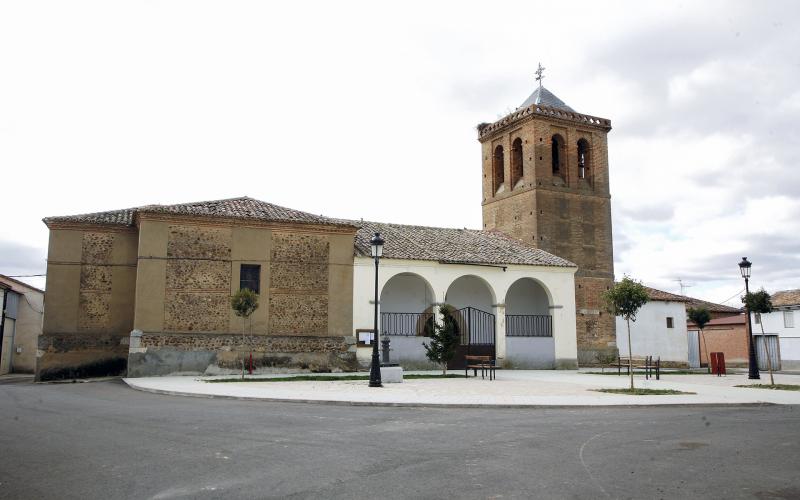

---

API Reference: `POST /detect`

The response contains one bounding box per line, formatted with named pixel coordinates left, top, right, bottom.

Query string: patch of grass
left=592, top=388, right=696, bottom=395
left=734, top=384, right=800, bottom=391
left=206, top=374, right=465, bottom=383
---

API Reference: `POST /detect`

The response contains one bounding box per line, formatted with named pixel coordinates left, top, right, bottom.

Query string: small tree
left=231, top=288, right=259, bottom=379
left=743, top=289, right=775, bottom=385
left=687, top=307, right=711, bottom=373
left=423, top=304, right=461, bottom=375
left=603, top=276, right=649, bottom=390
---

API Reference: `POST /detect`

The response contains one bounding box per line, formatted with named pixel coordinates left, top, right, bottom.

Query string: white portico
left=351, top=221, right=578, bottom=369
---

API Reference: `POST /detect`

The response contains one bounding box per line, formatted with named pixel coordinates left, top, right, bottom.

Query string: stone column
left=494, top=303, right=506, bottom=359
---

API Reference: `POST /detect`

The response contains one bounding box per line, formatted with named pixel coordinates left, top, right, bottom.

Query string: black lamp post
left=739, top=257, right=760, bottom=380
left=369, top=232, right=385, bottom=388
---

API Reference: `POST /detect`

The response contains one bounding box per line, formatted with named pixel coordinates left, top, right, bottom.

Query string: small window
left=240, top=264, right=261, bottom=294
left=755, top=313, right=761, bottom=324
left=785, top=311, right=795, bottom=328
left=577, top=138, right=590, bottom=180
left=551, top=134, right=565, bottom=175
left=511, top=138, right=523, bottom=187
left=492, top=145, right=505, bottom=192
left=666, top=317, right=674, bottom=328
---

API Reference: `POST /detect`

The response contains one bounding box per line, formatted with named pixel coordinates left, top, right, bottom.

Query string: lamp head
left=370, top=232, right=384, bottom=258
left=738, top=256, right=752, bottom=279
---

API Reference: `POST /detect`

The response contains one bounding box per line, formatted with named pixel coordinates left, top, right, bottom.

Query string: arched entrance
left=504, top=278, right=555, bottom=368
left=505, top=278, right=551, bottom=336
left=380, top=273, right=436, bottom=337
left=445, top=275, right=496, bottom=368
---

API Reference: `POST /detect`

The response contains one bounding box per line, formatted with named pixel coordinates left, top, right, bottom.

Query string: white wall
left=615, top=301, right=688, bottom=364
left=751, top=308, right=800, bottom=368
left=506, top=278, right=550, bottom=315
left=380, top=273, right=435, bottom=314
left=445, top=275, right=493, bottom=313
left=353, top=257, right=578, bottom=368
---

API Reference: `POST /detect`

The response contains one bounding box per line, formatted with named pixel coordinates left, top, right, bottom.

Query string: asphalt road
left=0, top=380, right=799, bottom=500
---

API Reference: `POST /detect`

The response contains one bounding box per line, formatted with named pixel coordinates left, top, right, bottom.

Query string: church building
left=37, top=77, right=615, bottom=379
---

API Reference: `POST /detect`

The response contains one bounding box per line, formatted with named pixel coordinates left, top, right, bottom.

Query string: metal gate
left=687, top=330, right=701, bottom=369
left=755, top=335, right=781, bottom=371
left=447, top=307, right=495, bottom=369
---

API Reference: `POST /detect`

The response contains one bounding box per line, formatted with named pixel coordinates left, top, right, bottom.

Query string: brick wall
left=481, top=115, right=616, bottom=364
left=698, top=324, right=750, bottom=367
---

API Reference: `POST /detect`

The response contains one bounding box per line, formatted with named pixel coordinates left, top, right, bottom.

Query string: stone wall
left=269, top=232, right=329, bottom=335
left=128, top=331, right=357, bottom=376
left=128, top=220, right=356, bottom=376
left=164, top=226, right=232, bottom=333
left=481, top=116, right=617, bottom=365
left=39, top=228, right=137, bottom=381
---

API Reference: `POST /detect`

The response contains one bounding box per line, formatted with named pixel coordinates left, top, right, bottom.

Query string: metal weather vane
left=533, top=62, right=546, bottom=105
left=535, top=62, right=545, bottom=93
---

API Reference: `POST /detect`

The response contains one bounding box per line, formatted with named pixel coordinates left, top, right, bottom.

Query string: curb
left=123, top=381, right=779, bottom=410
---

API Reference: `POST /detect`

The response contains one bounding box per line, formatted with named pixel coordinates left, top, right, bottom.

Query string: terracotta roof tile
left=353, top=221, right=575, bottom=268
left=641, top=286, right=741, bottom=313
left=43, top=198, right=575, bottom=268
left=43, top=197, right=356, bottom=229
left=644, top=286, right=689, bottom=302
left=771, top=289, right=800, bottom=307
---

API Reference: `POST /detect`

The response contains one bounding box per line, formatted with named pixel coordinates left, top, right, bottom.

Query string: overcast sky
left=1, top=0, right=798, bottom=305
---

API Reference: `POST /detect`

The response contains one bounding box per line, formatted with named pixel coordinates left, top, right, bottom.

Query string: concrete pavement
left=123, top=370, right=800, bottom=407
left=2, top=379, right=800, bottom=499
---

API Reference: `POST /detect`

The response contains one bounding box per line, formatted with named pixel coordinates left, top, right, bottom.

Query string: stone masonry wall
left=78, top=233, right=114, bottom=331
left=269, top=232, right=329, bottom=335
left=164, top=225, right=232, bottom=332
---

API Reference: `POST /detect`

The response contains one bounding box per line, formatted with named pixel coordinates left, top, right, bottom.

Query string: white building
left=351, top=221, right=579, bottom=370
left=751, top=289, right=800, bottom=370
left=1, top=275, right=44, bottom=375
left=615, top=287, right=689, bottom=366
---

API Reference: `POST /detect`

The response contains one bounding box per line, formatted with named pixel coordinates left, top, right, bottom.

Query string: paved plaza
left=124, top=370, right=800, bottom=407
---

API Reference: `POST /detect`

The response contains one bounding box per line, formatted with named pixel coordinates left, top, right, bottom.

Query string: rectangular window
left=785, top=311, right=795, bottom=328
left=755, top=313, right=761, bottom=324
left=666, top=317, right=674, bottom=328
left=239, top=264, right=261, bottom=294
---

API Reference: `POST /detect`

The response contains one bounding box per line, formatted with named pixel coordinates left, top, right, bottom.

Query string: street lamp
left=739, top=257, right=760, bottom=380
left=369, top=232, right=385, bottom=388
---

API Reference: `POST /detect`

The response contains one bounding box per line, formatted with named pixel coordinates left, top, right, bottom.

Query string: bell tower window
left=511, top=138, right=523, bottom=188
left=551, top=134, right=565, bottom=176
left=577, top=138, right=590, bottom=180
left=492, top=145, right=505, bottom=193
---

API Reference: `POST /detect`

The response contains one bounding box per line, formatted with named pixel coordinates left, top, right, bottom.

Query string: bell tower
left=478, top=71, right=617, bottom=365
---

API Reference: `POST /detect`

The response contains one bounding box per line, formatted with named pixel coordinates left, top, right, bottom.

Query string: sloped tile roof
left=683, top=296, right=741, bottom=314
left=771, top=289, right=800, bottom=307
left=43, top=198, right=575, bottom=268
left=641, top=286, right=741, bottom=313
left=352, top=221, right=575, bottom=268
left=43, top=208, right=137, bottom=227
left=43, top=197, right=356, bottom=228
left=644, top=286, right=689, bottom=302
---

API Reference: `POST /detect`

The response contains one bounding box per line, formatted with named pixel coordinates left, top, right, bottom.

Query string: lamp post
left=369, top=232, right=385, bottom=388
left=739, top=257, right=760, bottom=380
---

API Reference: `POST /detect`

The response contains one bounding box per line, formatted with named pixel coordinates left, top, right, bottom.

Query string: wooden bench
left=465, top=355, right=496, bottom=380
left=618, top=355, right=660, bottom=380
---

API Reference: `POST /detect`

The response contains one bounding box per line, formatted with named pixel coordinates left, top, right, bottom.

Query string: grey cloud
left=0, top=240, right=47, bottom=277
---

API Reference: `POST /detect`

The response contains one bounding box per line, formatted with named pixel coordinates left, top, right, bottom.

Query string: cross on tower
left=535, top=62, right=545, bottom=92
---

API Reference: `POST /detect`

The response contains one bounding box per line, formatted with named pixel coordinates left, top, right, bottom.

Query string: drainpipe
left=0, top=286, right=8, bottom=370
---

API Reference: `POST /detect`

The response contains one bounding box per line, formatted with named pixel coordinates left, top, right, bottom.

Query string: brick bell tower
left=478, top=66, right=617, bottom=365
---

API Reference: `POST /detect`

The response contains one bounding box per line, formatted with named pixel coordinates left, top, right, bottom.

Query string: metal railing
left=380, top=312, right=435, bottom=337
left=505, top=314, right=552, bottom=337
left=455, top=307, right=496, bottom=346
